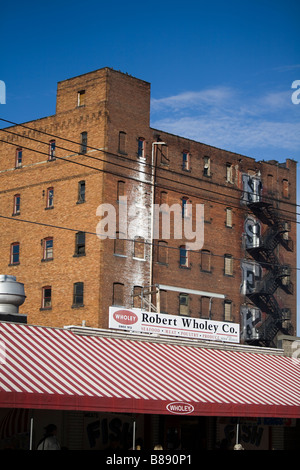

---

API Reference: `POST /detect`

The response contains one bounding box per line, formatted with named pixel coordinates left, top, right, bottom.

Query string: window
left=179, top=245, right=189, bottom=267
left=226, top=163, right=233, bottom=183
left=77, top=90, right=85, bottom=107
left=156, top=143, right=169, bottom=165
left=160, top=191, right=168, bottom=205
left=117, top=180, right=125, bottom=200
left=226, top=208, right=232, bottom=227
left=157, top=241, right=168, bottom=264
left=80, top=132, right=87, bottom=154
left=159, top=290, right=167, bottom=313
left=75, top=232, right=86, bottom=256
left=182, top=151, right=190, bottom=170
left=138, top=138, right=145, bottom=158
left=10, top=242, right=20, bottom=264
left=182, top=197, right=189, bottom=218
left=113, top=283, right=124, bottom=306
left=224, top=254, right=233, bottom=276
left=73, top=282, right=84, bottom=306
left=224, top=300, right=232, bottom=321
left=119, top=131, right=126, bottom=154
left=201, top=250, right=211, bottom=272
left=133, top=286, right=143, bottom=308
left=42, top=286, right=52, bottom=309
left=200, top=296, right=211, bottom=318
left=15, top=148, right=22, bottom=168
left=78, top=180, right=85, bottom=203
left=46, top=187, right=54, bottom=208
left=134, top=237, right=145, bottom=259
left=49, top=140, right=56, bottom=160
left=282, top=222, right=290, bottom=241
left=13, top=194, right=20, bottom=215
left=203, top=156, right=210, bottom=176
left=282, top=179, right=289, bottom=198
left=43, top=237, right=53, bottom=260
left=179, top=294, right=189, bottom=316
left=114, top=232, right=125, bottom=256
left=204, top=203, right=211, bottom=223
left=267, top=174, right=274, bottom=193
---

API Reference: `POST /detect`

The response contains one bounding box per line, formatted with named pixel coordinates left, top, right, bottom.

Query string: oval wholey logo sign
left=166, top=402, right=195, bottom=415
left=113, top=309, right=138, bottom=325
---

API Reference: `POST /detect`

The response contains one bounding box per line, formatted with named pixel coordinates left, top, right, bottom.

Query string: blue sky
left=0, top=0, right=299, bottom=331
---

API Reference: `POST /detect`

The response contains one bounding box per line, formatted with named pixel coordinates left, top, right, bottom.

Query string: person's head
left=44, top=424, right=57, bottom=435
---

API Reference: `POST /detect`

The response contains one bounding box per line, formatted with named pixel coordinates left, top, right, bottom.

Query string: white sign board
left=109, top=307, right=240, bottom=343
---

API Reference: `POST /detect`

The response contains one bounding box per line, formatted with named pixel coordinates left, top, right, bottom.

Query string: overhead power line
left=0, top=119, right=298, bottom=272
left=0, top=126, right=299, bottom=229
left=0, top=117, right=299, bottom=213
left=1, top=213, right=299, bottom=273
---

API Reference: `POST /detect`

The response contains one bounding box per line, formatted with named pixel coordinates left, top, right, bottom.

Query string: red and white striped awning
left=1, top=322, right=300, bottom=418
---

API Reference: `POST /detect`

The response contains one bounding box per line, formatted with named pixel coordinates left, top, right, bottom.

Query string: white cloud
left=151, top=86, right=300, bottom=157
left=151, top=87, right=234, bottom=111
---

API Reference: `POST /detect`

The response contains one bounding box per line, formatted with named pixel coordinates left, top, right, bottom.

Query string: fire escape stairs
left=246, top=199, right=293, bottom=346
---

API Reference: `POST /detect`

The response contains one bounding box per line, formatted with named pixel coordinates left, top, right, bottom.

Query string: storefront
left=1, top=322, right=300, bottom=450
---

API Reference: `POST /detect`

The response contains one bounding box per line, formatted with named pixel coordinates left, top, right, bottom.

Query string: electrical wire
left=0, top=116, right=299, bottom=213
left=0, top=130, right=299, bottom=226
left=0, top=119, right=298, bottom=271
left=1, top=213, right=299, bottom=272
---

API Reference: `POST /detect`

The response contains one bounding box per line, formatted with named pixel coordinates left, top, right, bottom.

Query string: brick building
left=0, top=67, right=297, bottom=347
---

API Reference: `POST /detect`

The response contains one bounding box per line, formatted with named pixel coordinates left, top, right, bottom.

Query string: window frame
left=118, top=131, right=127, bottom=154
left=80, top=132, right=87, bottom=154
left=114, top=232, right=126, bottom=256
left=49, top=140, right=56, bottom=161
left=179, top=245, right=189, bottom=268
left=224, top=254, right=233, bottom=276
left=137, top=137, right=145, bottom=158
left=10, top=242, right=20, bottom=265
left=201, top=249, right=211, bottom=272
left=282, top=179, right=289, bottom=198
left=15, top=148, right=22, bottom=168
left=117, top=180, right=125, bottom=201
left=73, top=282, right=84, bottom=307
left=133, top=285, right=143, bottom=308
left=225, top=208, right=233, bottom=228
left=179, top=293, right=189, bottom=316
left=203, top=156, right=211, bottom=177
left=77, top=180, right=85, bottom=203
left=224, top=300, right=232, bottom=322
left=42, top=286, right=52, bottom=309
left=13, top=194, right=21, bottom=215
left=43, top=237, right=54, bottom=261
left=226, top=163, right=233, bottom=183
left=157, top=240, right=168, bottom=265
left=133, top=236, right=145, bottom=260
left=74, top=231, right=86, bottom=256
left=46, top=187, right=54, bottom=209
left=182, top=151, right=190, bottom=171
left=77, top=90, right=85, bottom=107
left=113, top=282, right=124, bottom=306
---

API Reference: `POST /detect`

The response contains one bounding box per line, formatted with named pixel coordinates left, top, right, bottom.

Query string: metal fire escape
left=246, top=199, right=294, bottom=346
